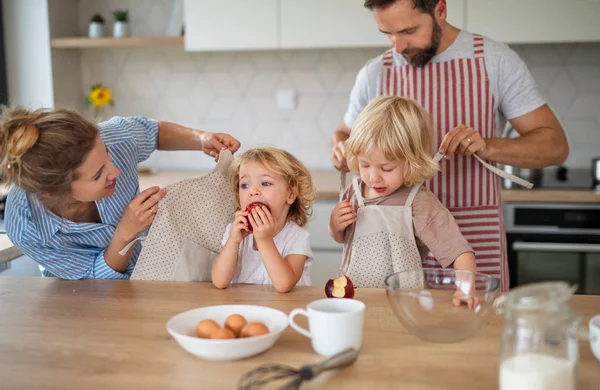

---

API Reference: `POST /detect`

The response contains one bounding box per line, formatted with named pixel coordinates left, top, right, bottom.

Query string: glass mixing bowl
left=384, top=269, right=501, bottom=343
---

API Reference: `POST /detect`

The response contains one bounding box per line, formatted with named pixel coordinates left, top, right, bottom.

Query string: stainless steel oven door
left=508, top=239, right=600, bottom=294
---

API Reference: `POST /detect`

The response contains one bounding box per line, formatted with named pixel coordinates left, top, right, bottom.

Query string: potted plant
left=88, top=13, right=105, bottom=38
left=112, top=9, right=129, bottom=38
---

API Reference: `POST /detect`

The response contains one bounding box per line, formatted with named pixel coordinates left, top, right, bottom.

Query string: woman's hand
left=116, top=186, right=167, bottom=241
left=200, top=132, right=241, bottom=161
left=331, top=141, right=349, bottom=172
left=228, top=210, right=250, bottom=245
left=248, top=205, right=277, bottom=243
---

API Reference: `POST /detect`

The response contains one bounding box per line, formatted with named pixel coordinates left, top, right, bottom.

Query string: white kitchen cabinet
left=465, top=0, right=600, bottom=43
left=311, top=250, right=343, bottom=287
left=280, top=0, right=387, bottom=49
left=306, top=200, right=344, bottom=286
left=306, top=200, right=343, bottom=251
left=183, top=0, right=279, bottom=51
left=280, top=0, right=465, bottom=49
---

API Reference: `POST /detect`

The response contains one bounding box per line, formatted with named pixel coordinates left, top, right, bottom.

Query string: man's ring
left=466, top=137, right=473, bottom=144
left=149, top=208, right=155, bottom=215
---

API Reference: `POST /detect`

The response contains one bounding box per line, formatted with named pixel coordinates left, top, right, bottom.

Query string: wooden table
left=1, top=277, right=598, bottom=389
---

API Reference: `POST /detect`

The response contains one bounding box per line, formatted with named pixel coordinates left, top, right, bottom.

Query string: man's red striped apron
left=379, top=34, right=509, bottom=291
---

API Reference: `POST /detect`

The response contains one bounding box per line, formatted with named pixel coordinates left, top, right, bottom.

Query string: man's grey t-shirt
left=343, top=30, right=545, bottom=135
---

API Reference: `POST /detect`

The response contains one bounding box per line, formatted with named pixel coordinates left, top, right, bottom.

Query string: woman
left=0, top=106, right=240, bottom=280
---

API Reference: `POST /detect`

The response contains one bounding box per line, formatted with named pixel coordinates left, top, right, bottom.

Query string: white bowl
left=166, top=304, right=288, bottom=361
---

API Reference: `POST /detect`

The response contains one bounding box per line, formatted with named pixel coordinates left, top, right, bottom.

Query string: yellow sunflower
left=89, top=87, right=113, bottom=108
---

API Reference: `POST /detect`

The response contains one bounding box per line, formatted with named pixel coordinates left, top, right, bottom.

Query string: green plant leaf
left=90, top=13, right=104, bottom=23
left=113, top=9, right=128, bottom=22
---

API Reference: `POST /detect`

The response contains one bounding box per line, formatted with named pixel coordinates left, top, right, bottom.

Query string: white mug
left=289, top=298, right=365, bottom=356
left=590, top=314, right=600, bottom=362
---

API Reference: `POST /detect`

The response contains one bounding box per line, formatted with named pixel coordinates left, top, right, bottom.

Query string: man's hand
left=200, top=132, right=241, bottom=161
left=439, top=125, right=488, bottom=159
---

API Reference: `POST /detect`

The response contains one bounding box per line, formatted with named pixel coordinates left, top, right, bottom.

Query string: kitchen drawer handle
left=512, top=242, right=600, bottom=253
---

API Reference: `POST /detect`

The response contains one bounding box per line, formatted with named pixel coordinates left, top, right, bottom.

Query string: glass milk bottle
left=496, top=282, right=580, bottom=390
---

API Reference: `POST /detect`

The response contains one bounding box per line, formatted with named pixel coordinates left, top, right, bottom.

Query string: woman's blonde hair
left=345, top=96, right=439, bottom=186
left=0, top=106, right=98, bottom=204
left=229, top=146, right=315, bottom=227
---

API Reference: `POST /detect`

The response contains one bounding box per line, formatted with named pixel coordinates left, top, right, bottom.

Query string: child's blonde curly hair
left=229, top=146, right=315, bottom=227
left=346, top=96, right=439, bottom=187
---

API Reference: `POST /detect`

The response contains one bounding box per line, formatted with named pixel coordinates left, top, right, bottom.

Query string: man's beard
left=402, top=19, right=442, bottom=67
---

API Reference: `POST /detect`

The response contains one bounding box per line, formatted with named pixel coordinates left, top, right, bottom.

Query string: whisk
left=237, top=348, right=359, bottom=390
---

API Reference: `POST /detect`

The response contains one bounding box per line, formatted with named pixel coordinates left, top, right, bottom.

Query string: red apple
left=243, top=202, right=269, bottom=232
left=325, top=275, right=355, bottom=298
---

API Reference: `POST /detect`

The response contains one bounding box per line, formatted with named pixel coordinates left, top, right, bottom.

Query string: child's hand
left=330, top=199, right=356, bottom=234
left=452, top=280, right=482, bottom=310
left=247, top=205, right=277, bottom=243
left=229, top=210, right=251, bottom=245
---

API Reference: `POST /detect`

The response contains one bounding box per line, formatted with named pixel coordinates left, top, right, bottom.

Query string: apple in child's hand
left=325, top=275, right=355, bottom=298
left=243, top=202, right=269, bottom=232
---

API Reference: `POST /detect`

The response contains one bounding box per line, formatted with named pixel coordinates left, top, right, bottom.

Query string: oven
left=504, top=203, right=600, bottom=295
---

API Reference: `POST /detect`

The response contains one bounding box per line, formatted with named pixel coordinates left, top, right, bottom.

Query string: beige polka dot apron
left=338, top=152, right=528, bottom=289
left=340, top=176, right=427, bottom=289
left=130, top=150, right=236, bottom=281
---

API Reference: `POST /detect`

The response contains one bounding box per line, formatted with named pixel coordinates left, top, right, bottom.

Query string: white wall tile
left=289, top=71, right=326, bottom=95
left=246, top=72, right=282, bottom=98
left=565, top=94, right=600, bottom=119
left=568, top=65, right=600, bottom=93
left=204, top=72, right=244, bottom=98
left=547, top=72, right=577, bottom=115
left=52, top=2, right=600, bottom=171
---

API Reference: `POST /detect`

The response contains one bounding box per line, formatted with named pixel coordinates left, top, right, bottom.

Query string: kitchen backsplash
left=51, top=0, right=600, bottom=171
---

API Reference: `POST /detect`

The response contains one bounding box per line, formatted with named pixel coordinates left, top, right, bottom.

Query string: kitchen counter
left=0, top=220, right=21, bottom=264
left=139, top=169, right=600, bottom=203
left=1, top=277, right=598, bottom=389
left=1, top=169, right=595, bottom=262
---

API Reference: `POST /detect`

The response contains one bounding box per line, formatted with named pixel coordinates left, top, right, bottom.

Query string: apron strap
left=405, top=182, right=423, bottom=207
left=433, top=152, right=532, bottom=189
left=473, top=154, right=534, bottom=189
left=473, top=34, right=485, bottom=59
left=213, top=149, right=233, bottom=176
left=339, top=171, right=347, bottom=202
left=352, top=176, right=365, bottom=208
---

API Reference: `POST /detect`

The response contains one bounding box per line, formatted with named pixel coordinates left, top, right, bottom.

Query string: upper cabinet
left=183, top=0, right=600, bottom=52
left=280, top=0, right=388, bottom=49
left=466, top=0, right=600, bottom=43
left=280, top=0, right=464, bottom=49
left=184, top=0, right=279, bottom=51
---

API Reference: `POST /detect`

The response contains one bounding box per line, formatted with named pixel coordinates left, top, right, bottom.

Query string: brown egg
left=195, top=319, right=220, bottom=338
left=210, top=328, right=236, bottom=339
left=240, top=322, right=270, bottom=338
left=224, top=314, right=248, bottom=338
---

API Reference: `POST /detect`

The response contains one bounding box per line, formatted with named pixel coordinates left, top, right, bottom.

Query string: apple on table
left=325, top=275, right=355, bottom=298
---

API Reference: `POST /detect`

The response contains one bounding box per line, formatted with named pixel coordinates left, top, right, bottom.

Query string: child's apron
left=130, top=150, right=236, bottom=281
left=340, top=177, right=426, bottom=288
left=339, top=153, right=530, bottom=289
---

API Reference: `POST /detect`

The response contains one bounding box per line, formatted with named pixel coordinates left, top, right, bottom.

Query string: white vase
left=113, top=21, right=129, bottom=38
left=88, top=22, right=104, bottom=38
